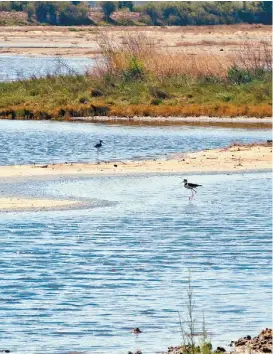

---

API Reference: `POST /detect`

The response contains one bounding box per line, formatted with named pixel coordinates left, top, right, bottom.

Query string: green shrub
left=227, top=66, right=253, bottom=84
left=124, top=56, right=145, bottom=80
left=151, top=98, right=163, bottom=105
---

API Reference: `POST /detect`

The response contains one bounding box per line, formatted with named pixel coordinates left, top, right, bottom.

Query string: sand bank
left=0, top=143, right=271, bottom=181
left=0, top=197, right=82, bottom=212
left=0, top=143, right=270, bottom=211
left=0, top=24, right=271, bottom=57
left=71, top=116, right=272, bottom=128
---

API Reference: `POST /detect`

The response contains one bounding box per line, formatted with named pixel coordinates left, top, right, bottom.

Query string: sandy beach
left=0, top=142, right=271, bottom=211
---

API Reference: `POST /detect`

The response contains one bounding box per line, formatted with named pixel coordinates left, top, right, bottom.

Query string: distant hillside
left=0, top=1, right=271, bottom=26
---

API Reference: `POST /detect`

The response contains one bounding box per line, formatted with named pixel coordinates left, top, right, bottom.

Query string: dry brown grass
left=109, top=103, right=272, bottom=118
left=1, top=102, right=271, bottom=120
left=93, top=32, right=271, bottom=79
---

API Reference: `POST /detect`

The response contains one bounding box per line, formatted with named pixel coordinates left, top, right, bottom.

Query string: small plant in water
left=178, top=273, right=212, bottom=354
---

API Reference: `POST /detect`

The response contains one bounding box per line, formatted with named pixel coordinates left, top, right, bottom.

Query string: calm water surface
left=0, top=172, right=271, bottom=353
left=0, top=121, right=271, bottom=353
left=0, top=56, right=95, bottom=82
left=0, top=120, right=271, bottom=166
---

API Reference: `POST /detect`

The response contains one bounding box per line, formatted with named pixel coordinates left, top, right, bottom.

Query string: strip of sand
left=71, top=116, right=272, bottom=128
left=0, top=197, right=81, bottom=211
left=0, top=143, right=271, bottom=211
left=0, top=143, right=271, bottom=180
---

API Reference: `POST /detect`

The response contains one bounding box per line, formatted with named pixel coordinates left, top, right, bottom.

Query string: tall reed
left=91, top=32, right=272, bottom=81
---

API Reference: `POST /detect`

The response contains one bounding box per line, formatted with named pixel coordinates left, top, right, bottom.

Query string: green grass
left=0, top=69, right=271, bottom=120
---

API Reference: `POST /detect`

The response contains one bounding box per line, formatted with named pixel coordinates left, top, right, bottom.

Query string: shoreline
left=0, top=142, right=271, bottom=211
left=163, top=329, right=272, bottom=354
left=0, top=142, right=271, bottom=179
left=0, top=197, right=90, bottom=212
left=71, top=116, right=272, bottom=128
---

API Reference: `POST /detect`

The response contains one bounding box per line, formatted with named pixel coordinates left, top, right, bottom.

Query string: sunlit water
left=0, top=121, right=271, bottom=353
left=0, top=56, right=95, bottom=82
left=0, top=120, right=271, bottom=166
left=0, top=172, right=271, bottom=353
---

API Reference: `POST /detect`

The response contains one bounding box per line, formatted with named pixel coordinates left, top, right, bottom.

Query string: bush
left=91, top=88, right=104, bottom=97
left=78, top=96, right=89, bottom=104
left=228, top=66, right=255, bottom=84
left=151, top=88, right=170, bottom=99
left=151, top=98, right=163, bottom=105
left=124, top=56, right=145, bottom=80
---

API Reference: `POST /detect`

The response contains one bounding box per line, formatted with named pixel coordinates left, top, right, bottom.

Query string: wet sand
left=0, top=197, right=83, bottom=212
left=0, top=143, right=271, bottom=179
left=0, top=142, right=271, bottom=211
left=71, top=116, right=272, bottom=129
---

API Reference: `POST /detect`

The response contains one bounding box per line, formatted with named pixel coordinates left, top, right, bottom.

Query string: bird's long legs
left=189, top=189, right=197, bottom=201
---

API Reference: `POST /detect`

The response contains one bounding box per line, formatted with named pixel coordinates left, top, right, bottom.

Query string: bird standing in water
left=183, top=179, right=202, bottom=200
left=94, top=140, right=103, bottom=149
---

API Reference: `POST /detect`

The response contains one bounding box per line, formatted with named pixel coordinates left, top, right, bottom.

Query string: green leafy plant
left=123, top=56, right=145, bottom=80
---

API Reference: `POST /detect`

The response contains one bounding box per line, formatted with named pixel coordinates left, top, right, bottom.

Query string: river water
left=0, top=120, right=271, bottom=354
left=0, top=56, right=95, bottom=82
left=0, top=120, right=271, bottom=166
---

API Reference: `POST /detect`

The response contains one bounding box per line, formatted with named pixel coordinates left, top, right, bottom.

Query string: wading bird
left=94, top=140, right=103, bottom=149
left=183, top=179, right=202, bottom=200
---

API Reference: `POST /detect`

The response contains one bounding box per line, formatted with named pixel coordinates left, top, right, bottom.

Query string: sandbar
left=0, top=142, right=271, bottom=212
left=0, top=197, right=82, bottom=212
left=0, top=143, right=271, bottom=180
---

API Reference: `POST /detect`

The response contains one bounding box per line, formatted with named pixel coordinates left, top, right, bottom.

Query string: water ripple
left=0, top=172, right=271, bottom=353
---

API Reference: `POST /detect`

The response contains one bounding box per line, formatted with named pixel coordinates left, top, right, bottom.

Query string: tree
left=101, top=1, right=116, bottom=20
left=10, top=1, right=26, bottom=11
left=35, top=2, right=50, bottom=23
left=59, top=3, right=92, bottom=25
left=259, top=1, right=272, bottom=24
left=118, top=1, right=134, bottom=12
left=143, top=3, right=161, bottom=25
left=24, top=3, right=35, bottom=22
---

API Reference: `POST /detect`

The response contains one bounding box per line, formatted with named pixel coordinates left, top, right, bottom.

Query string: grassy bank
left=0, top=34, right=271, bottom=119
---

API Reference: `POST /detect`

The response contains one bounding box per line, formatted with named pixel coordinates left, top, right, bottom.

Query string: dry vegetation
left=0, top=31, right=272, bottom=120
left=95, top=31, right=272, bottom=78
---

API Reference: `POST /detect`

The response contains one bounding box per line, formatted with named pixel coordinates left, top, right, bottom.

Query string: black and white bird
left=94, top=140, right=103, bottom=149
left=182, top=179, right=202, bottom=200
